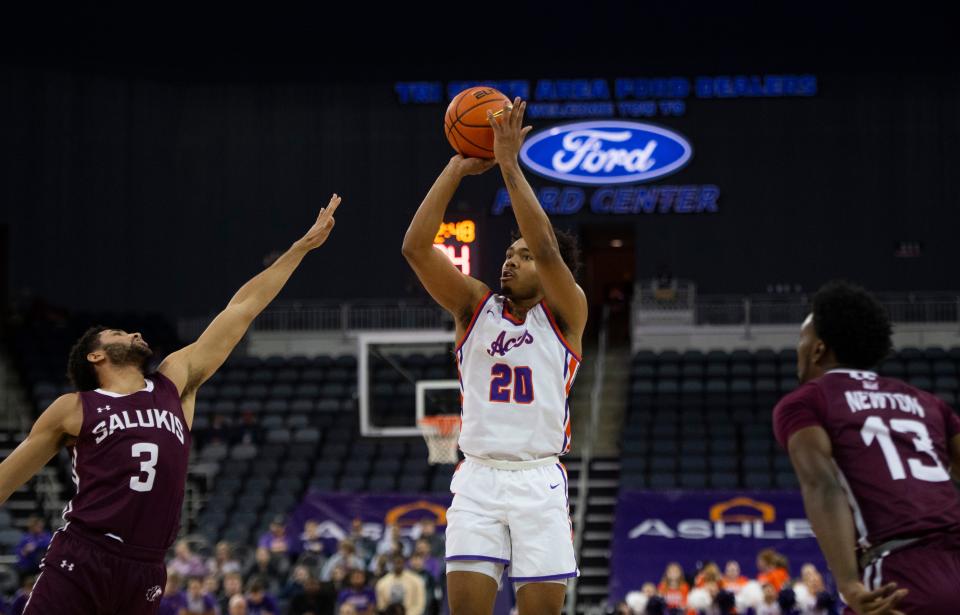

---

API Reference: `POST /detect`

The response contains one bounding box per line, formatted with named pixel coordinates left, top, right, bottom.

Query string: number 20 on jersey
left=489, top=364, right=535, bottom=404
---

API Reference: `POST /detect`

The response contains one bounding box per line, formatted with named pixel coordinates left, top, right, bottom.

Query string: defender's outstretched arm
left=160, top=195, right=342, bottom=410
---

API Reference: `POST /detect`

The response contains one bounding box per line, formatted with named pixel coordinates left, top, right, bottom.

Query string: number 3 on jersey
left=130, top=442, right=159, bottom=492
left=489, top=364, right=535, bottom=404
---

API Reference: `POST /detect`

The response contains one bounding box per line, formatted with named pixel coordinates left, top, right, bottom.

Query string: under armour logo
left=60, top=560, right=74, bottom=571
left=97, top=405, right=112, bottom=414
left=146, top=585, right=163, bottom=602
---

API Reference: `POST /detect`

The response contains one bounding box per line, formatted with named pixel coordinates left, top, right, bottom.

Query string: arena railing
left=178, top=301, right=453, bottom=339
left=634, top=285, right=960, bottom=327
left=178, top=291, right=960, bottom=340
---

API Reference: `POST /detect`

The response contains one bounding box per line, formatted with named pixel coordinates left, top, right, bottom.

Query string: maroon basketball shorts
left=846, top=537, right=960, bottom=615
left=23, top=525, right=167, bottom=615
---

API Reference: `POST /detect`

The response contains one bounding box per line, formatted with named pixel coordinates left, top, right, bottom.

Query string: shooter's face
left=500, top=238, right=540, bottom=300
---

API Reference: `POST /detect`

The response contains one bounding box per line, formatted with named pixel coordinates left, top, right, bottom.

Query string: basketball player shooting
left=0, top=195, right=342, bottom=614
left=774, top=282, right=960, bottom=615
left=403, top=98, right=586, bottom=615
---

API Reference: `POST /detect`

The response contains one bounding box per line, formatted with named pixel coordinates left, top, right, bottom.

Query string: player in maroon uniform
left=0, top=195, right=342, bottom=614
left=773, top=282, right=960, bottom=615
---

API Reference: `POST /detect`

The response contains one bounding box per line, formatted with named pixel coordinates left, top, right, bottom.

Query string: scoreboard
left=433, top=219, right=476, bottom=276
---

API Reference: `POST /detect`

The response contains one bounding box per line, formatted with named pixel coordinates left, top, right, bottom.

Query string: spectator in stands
left=410, top=518, right=443, bottom=558
left=657, top=562, right=689, bottom=610
left=202, top=574, right=219, bottom=598
left=208, top=540, right=242, bottom=579
left=245, top=576, right=280, bottom=615
left=797, top=563, right=824, bottom=596
left=756, top=549, right=790, bottom=592
left=7, top=574, right=34, bottom=615
left=348, top=517, right=377, bottom=562
left=244, top=546, right=288, bottom=593
left=687, top=579, right=722, bottom=615
left=182, top=576, right=217, bottom=615
left=219, top=572, right=245, bottom=615
left=375, top=555, right=425, bottom=615
left=412, top=539, right=441, bottom=581
left=721, top=561, right=748, bottom=594
left=170, top=540, right=207, bottom=578
left=339, top=604, right=358, bottom=615
left=694, top=562, right=722, bottom=588
left=14, top=516, right=50, bottom=577
left=299, top=519, right=326, bottom=560
left=376, top=523, right=410, bottom=559
left=788, top=563, right=834, bottom=614
left=288, top=572, right=338, bottom=615
left=368, top=553, right=391, bottom=579
left=228, top=594, right=248, bottom=615
left=330, top=563, right=350, bottom=592
left=280, top=564, right=310, bottom=601
left=321, top=539, right=365, bottom=581
left=203, top=414, right=231, bottom=448
left=338, top=569, right=376, bottom=615
left=756, top=582, right=781, bottom=615
left=409, top=553, right=439, bottom=615
left=232, top=410, right=260, bottom=454
left=258, top=515, right=292, bottom=559
left=159, top=573, right=187, bottom=615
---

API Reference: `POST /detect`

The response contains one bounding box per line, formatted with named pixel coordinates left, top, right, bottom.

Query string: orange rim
left=419, top=415, right=461, bottom=436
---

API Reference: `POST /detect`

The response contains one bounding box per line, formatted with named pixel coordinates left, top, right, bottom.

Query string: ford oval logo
left=519, top=121, right=693, bottom=185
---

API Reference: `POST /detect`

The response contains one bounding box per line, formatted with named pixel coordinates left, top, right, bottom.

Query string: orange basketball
left=444, top=86, right=511, bottom=159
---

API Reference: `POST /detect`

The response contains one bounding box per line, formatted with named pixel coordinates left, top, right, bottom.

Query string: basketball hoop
left=418, top=415, right=461, bottom=465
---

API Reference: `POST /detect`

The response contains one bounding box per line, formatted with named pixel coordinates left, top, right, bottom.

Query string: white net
left=419, top=416, right=461, bottom=465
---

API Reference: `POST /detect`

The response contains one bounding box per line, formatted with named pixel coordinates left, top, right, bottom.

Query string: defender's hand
left=447, top=154, right=497, bottom=178
left=487, top=97, right=532, bottom=163
left=294, top=194, right=341, bottom=251
left=841, top=581, right=908, bottom=615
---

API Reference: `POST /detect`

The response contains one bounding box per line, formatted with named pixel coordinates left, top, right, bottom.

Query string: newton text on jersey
left=844, top=391, right=925, bottom=418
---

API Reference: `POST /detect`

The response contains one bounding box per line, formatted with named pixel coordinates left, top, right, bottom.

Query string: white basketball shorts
left=444, top=456, right=579, bottom=586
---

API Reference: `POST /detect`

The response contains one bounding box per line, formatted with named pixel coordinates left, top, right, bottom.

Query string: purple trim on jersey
left=555, top=463, right=569, bottom=506
left=446, top=555, right=511, bottom=565
left=508, top=570, right=578, bottom=582
left=539, top=302, right=582, bottom=363
left=455, top=291, right=494, bottom=353
left=560, top=403, right=570, bottom=455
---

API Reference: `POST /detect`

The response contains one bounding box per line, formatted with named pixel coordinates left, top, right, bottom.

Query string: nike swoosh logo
left=550, top=483, right=561, bottom=489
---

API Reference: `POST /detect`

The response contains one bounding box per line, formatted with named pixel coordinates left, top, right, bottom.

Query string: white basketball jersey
left=456, top=292, right=581, bottom=461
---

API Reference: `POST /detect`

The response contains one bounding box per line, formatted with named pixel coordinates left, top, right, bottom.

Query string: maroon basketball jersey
left=65, top=372, right=191, bottom=550
left=774, top=369, right=960, bottom=548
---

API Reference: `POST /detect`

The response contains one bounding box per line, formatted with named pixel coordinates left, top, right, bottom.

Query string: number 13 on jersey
left=489, top=364, right=535, bottom=404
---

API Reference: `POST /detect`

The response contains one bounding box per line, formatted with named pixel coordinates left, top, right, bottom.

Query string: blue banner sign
left=609, top=490, right=826, bottom=601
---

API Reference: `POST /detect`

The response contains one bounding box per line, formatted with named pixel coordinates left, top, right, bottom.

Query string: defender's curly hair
left=67, top=325, right=108, bottom=391
left=811, top=281, right=893, bottom=369
left=511, top=227, right=582, bottom=278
